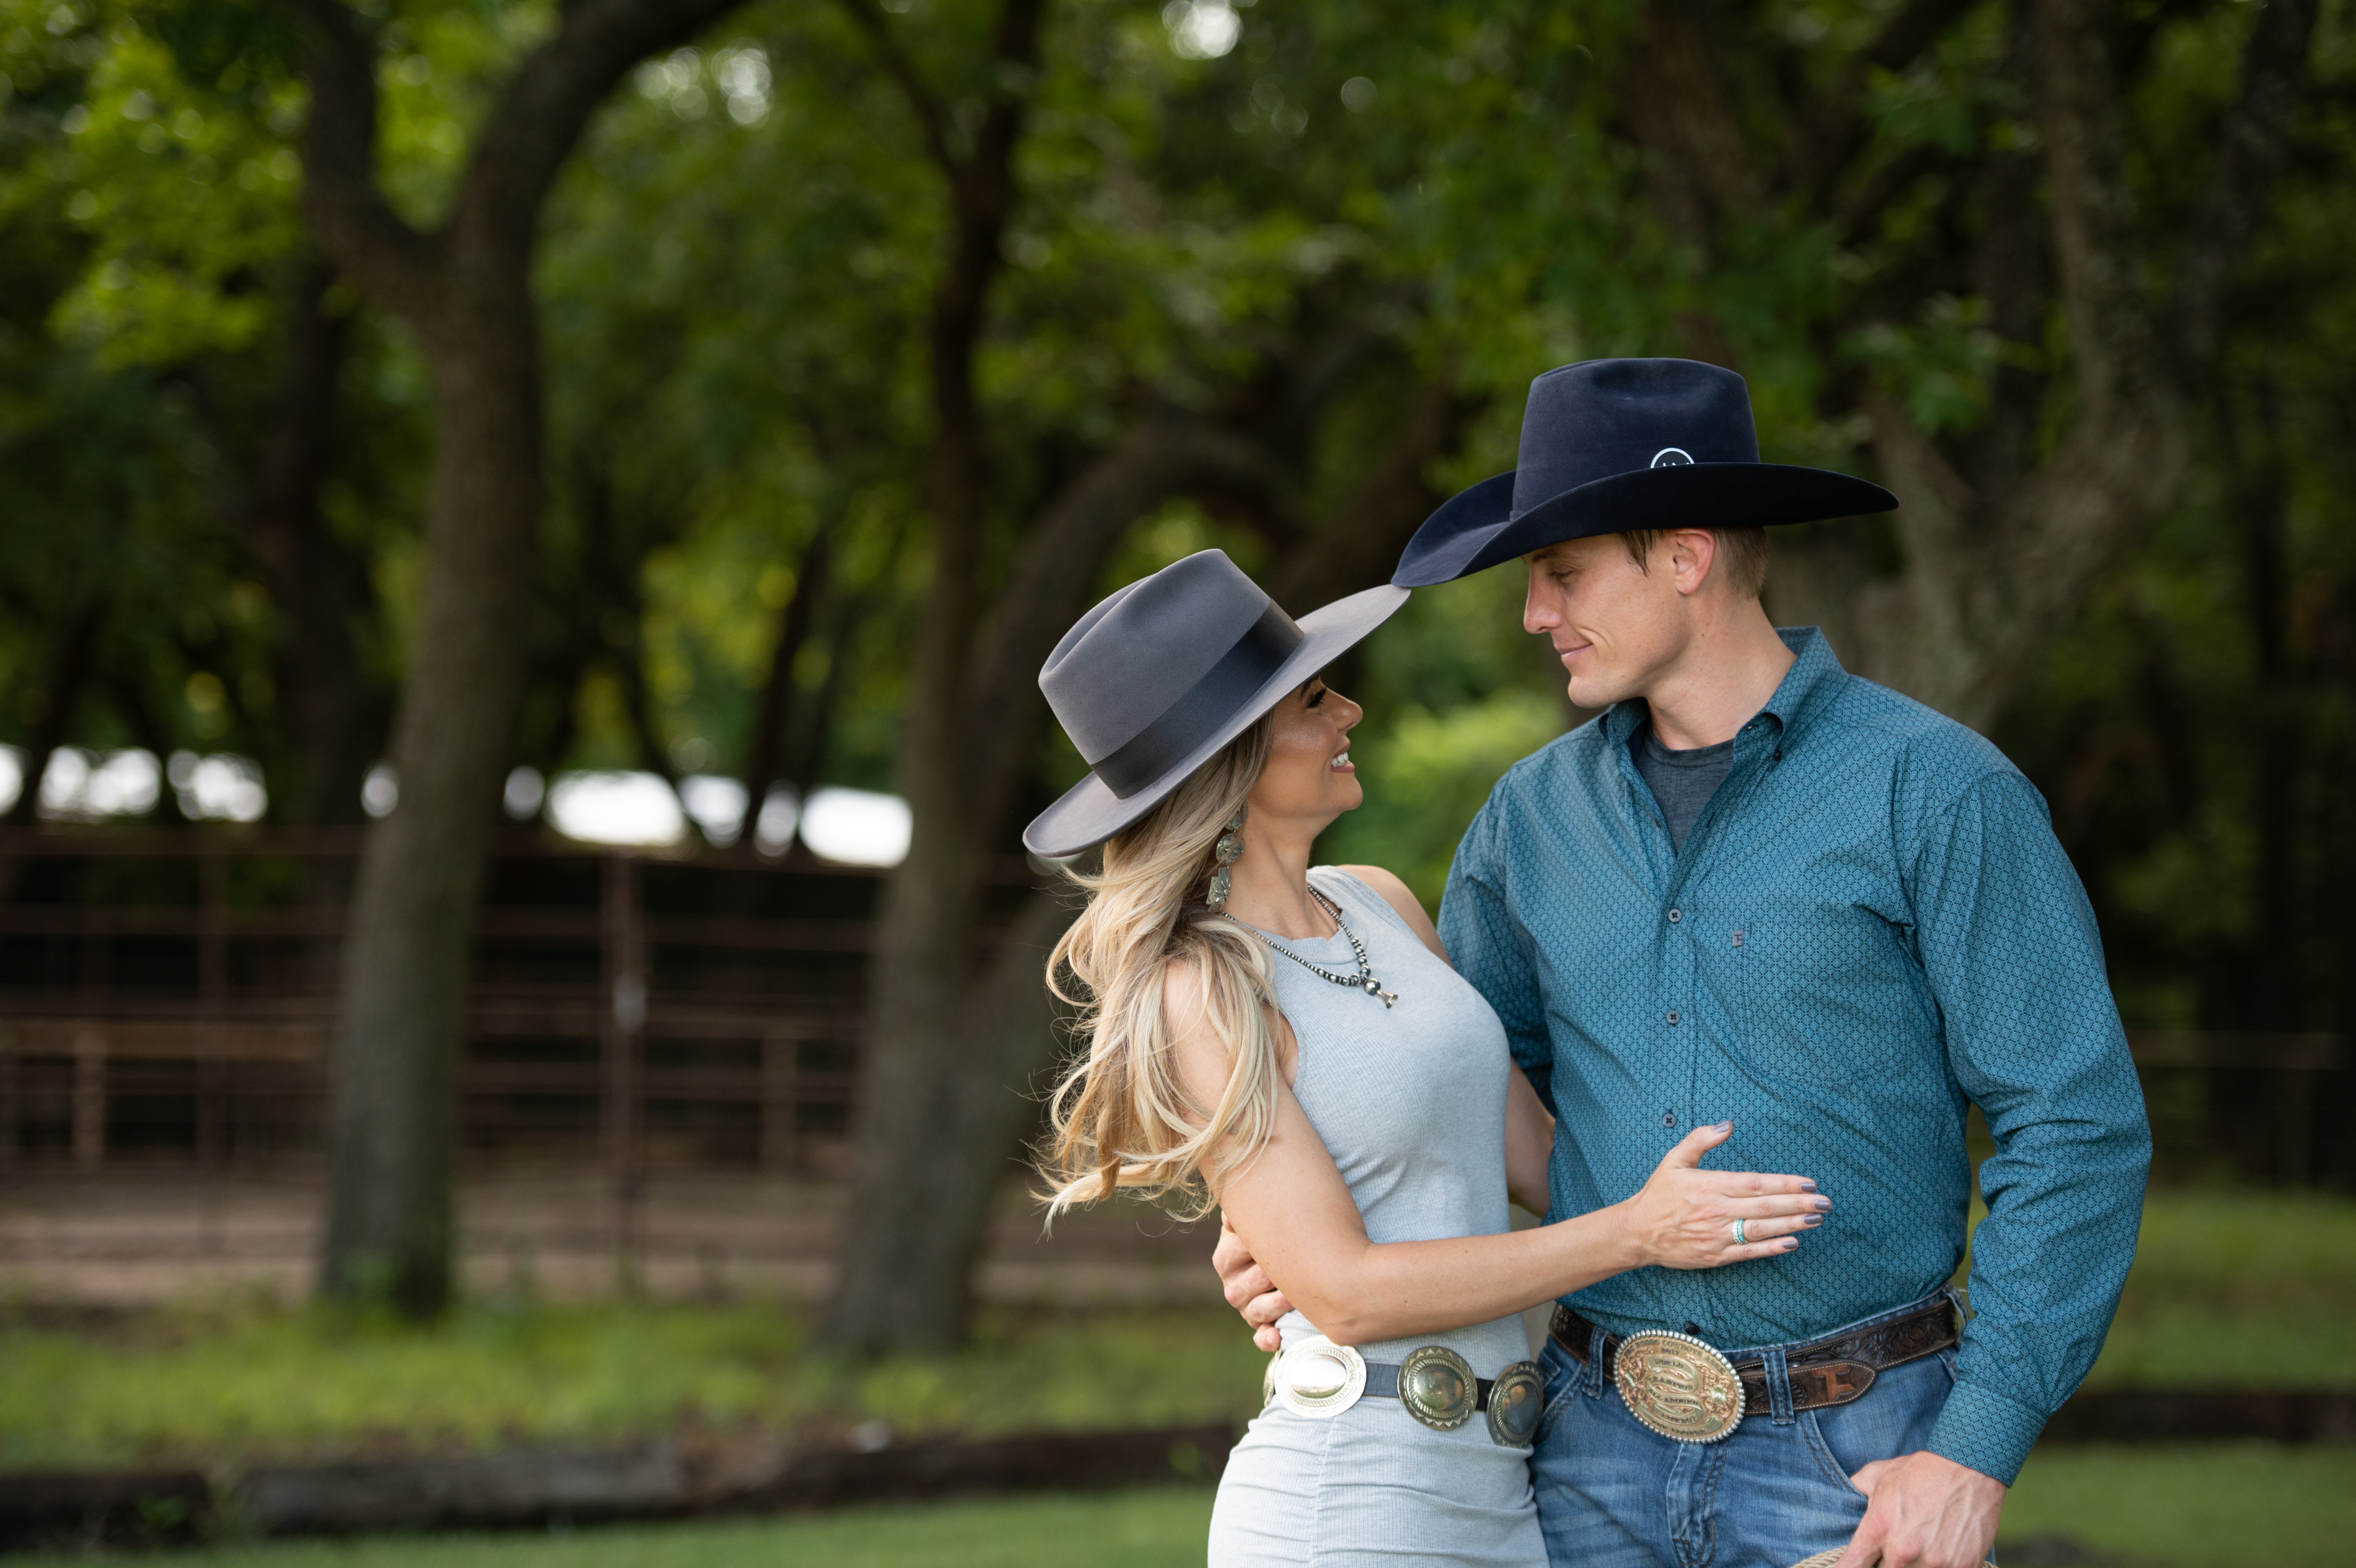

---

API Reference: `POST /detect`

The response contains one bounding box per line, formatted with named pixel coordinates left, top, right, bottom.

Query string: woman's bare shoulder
left=1332, top=864, right=1448, bottom=962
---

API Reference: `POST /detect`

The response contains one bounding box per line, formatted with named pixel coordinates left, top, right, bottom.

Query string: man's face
left=1521, top=533, right=1695, bottom=709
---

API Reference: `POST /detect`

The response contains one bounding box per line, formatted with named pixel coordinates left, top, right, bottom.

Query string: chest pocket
left=1730, top=905, right=1934, bottom=1088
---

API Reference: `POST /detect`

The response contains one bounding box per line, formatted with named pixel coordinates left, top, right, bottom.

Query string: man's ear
left=1669, top=529, right=1717, bottom=596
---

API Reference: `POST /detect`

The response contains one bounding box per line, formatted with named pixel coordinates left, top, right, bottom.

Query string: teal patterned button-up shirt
left=1439, top=628, right=2150, bottom=1484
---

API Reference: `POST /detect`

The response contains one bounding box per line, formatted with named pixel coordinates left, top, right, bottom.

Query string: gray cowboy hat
left=1024, top=550, right=1407, bottom=858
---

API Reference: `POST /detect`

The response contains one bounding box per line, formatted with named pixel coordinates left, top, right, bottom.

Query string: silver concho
left=1398, top=1344, right=1478, bottom=1431
left=1485, top=1360, right=1545, bottom=1448
left=1613, top=1329, right=1745, bottom=1443
left=1273, top=1335, right=1367, bottom=1419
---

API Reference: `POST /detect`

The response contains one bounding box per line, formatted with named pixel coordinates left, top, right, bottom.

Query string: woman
left=1025, top=551, right=1824, bottom=1566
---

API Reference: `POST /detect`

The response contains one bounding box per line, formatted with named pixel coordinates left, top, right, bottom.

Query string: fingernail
left=1814, top=1197, right=1832, bottom=1211
left=1799, top=1179, right=1818, bottom=1192
left=1781, top=1237, right=1799, bottom=1251
left=1714, top=1121, right=1732, bottom=1132
left=1803, top=1214, right=1823, bottom=1227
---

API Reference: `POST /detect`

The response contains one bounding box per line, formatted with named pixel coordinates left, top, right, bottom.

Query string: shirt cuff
left=1926, top=1376, right=2047, bottom=1486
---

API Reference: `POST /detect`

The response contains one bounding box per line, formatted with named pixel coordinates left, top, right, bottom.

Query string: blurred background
left=0, top=0, right=2351, bottom=1564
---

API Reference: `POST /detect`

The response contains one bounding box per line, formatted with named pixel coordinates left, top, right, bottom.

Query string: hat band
left=1092, top=602, right=1301, bottom=799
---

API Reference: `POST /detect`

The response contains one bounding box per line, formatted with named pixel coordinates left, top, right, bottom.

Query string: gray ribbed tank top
left=1247, top=867, right=1531, bottom=1377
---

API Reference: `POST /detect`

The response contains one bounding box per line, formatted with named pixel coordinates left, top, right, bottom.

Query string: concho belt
left=1264, top=1335, right=1545, bottom=1448
left=1552, top=1296, right=1958, bottom=1445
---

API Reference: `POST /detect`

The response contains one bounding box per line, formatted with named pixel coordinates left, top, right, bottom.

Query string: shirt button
left=1667, top=908, right=1682, bottom=924
left=1662, top=1111, right=1676, bottom=1127
left=1666, top=1010, right=1681, bottom=1025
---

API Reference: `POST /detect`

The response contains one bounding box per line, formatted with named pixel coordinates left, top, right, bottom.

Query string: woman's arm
left=1169, top=963, right=1825, bottom=1347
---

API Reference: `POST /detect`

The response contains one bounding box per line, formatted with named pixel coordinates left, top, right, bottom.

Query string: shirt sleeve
left=1439, top=791, right=1554, bottom=1108
left=1904, top=769, right=2152, bottom=1484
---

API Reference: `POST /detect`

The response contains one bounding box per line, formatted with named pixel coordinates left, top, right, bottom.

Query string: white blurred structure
left=38, top=748, right=164, bottom=820
left=752, top=785, right=799, bottom=858
left=361, top=763, right=400, bottom=819
left=1164, top=0, right=1239, bottom=59
left=799, top=786, right=912, bottom=867
left=166, top=751, right=268, bottom=822
left=503, top=766, right=546, bottom=820
left=0, top=745, right=21, bottom=814
left=544, top=771, right=687, bottom=847
left=678, top=774, right=748, bottom=847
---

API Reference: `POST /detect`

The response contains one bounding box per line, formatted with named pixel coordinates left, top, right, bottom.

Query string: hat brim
left=1022, top=581, right=1409, bottom=859
left=1392, top=462, right=1898, bottom=587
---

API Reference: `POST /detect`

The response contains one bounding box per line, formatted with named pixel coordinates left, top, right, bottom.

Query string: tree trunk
left=250, top=259, right=375, bottom=830
left=320, top=285, right=545, bottom=1311
left=291, top=0, right=751, bottom=1314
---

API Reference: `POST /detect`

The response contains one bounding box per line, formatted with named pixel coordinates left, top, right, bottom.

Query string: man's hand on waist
left=1837, top=1450, right=2004, bottom=1568
left=1213, top=1214, right=1292, bottom=1353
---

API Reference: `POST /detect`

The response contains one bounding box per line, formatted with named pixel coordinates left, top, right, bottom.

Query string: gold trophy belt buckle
left=1613, top=1329, right=1746, bottom=1443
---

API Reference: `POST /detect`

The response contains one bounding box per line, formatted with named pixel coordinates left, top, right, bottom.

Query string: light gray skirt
left=1208, top=1394, right=1544, bottom=1567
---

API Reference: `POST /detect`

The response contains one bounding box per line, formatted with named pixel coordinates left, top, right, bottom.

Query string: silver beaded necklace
left=1254, top=886, right=1398, bottom=1009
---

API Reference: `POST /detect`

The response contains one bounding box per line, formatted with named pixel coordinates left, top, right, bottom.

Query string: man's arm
left=1838, top=767, right=2151, bottom=1568
left=1909, top=769, right=2151, bottom=1483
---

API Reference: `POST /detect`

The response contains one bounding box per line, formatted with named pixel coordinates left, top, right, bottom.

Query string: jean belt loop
left=1585, top=1324, right=1608, bottom=1399
left=1762, top=1344, right=1796, bottom=1425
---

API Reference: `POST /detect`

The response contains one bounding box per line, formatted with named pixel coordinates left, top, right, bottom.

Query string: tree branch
left=2033, top=0, right=2163, bottom=424
left=1263, top=378, right=1484, bottom=614
left=1788, top=0, right=1978, bottom=208
left=288, top=0, right=751, bottom=328
left=453, top=0, right=751, bottom=269
left=830, top=0, right=954, bottom=173
left=2168, top=0, right=2318, bottom=375
left=284, top=0, right=441, bottom=321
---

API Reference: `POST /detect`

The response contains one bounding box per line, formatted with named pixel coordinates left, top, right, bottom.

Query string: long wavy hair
left=1037, top=714, right=1280, bottom=1220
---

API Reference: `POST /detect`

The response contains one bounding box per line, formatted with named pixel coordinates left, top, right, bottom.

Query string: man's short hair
left=1619, top=526, right=1769, bottom=599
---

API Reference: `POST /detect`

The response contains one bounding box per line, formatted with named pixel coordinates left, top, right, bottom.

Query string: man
left=1215, top=359, right=2150, bottom=1568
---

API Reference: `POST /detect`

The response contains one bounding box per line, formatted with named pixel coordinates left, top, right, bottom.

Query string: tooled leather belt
left=1549, top=1296, right=1956, bottom=1416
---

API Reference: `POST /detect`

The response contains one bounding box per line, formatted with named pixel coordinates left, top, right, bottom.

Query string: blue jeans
left=1532, top=1299, right=1960, bottom=1568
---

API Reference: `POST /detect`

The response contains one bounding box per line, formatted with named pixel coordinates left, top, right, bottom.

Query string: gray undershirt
left=1632, top=723, right=1735, bottom=855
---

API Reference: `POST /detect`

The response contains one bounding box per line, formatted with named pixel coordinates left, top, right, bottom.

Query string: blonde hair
left=1037, top=715, right=1280, bottom=1220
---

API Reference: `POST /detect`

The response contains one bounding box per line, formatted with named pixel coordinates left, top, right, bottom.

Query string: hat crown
left=1039, top=550, right=1300, bottom=766
left=1509, top=359, right=1761, bottom=519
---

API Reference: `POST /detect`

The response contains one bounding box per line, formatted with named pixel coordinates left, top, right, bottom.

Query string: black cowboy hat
left=1393, top=358, right=1897, bottom=587
left=1024, top=551, right=1406, bottom=859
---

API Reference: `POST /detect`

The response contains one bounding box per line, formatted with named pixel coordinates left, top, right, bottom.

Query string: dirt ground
left=0, top=1163, right=1223, bottom=1307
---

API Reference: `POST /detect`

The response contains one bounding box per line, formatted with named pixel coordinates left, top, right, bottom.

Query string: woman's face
left=1246, top=677, right=1364, bottom=835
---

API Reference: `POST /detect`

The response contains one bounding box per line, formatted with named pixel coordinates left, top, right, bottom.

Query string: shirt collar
left=1600, top=626, right=1848, bottom=748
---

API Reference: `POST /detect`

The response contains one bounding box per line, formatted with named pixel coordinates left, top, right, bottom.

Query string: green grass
left=2079, top=1188, right=2356, bottom=1388
left=8, top=1489, right=1219, bottom=1568
left=2001, top=1442, right=2356, bottom=1567
left=0, top=1300, right=1265, bottom=1471
left=5, top=1186, right=2352, bottom=1475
